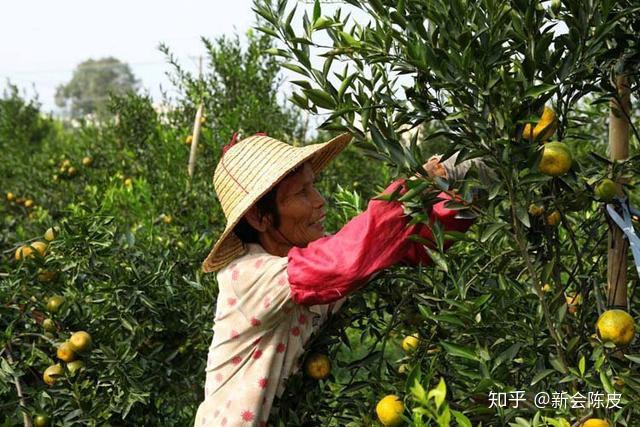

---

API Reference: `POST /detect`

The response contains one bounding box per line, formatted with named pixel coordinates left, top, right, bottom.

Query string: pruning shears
left=606, top=196, right=640, bottom=278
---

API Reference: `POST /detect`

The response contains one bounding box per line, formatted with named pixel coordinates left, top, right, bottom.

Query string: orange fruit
left=538, top=142, right=572, bottom=176
left=596, top=309, right=636, bottom=347
left=43, top=364, right=63, bottom=386
left=528, top=203, right=545, bottom=216
left=43, top=318, right=57, bottom=333
left=57, top=341, right=77, bottom=362
left=594, top=178, right=617, bottom=202
left=304, top=353, right=331, bottom=380
left=46, top=295, right=65, bottom=314
left=82, top=156, right=93, bottom=167
left=376, top=395, right=404, bottom=426
left=582, top=420, right=611, bottom=427
left=33, top=414, right=51, bottom=427
left=402, top=335, right=419, bottom=353
left=545, top=210, right=561, bottom=226
left=69, top=331, right=93, bottom=353
left=6, top=192, right=15, bottom=202
left=67, top=360, right=85, bottom=375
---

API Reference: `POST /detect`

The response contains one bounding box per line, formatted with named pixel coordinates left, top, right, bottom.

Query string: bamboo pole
left=606, top=74, right=631, bottom=308
left=187, top=55, right=205, bottom=188
left=187, top=102, right=204, bottom=180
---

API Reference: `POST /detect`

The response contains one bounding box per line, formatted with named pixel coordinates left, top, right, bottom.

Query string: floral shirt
left=194, top=178, right=475, bottom=426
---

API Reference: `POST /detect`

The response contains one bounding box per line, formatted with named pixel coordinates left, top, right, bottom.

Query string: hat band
left=220, top=155, right=249, bottom=195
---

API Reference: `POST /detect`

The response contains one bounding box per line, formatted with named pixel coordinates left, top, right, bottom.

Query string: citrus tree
left=253, top=0, right=640, bottom=425
left=0, top=31, right=388, bottom=425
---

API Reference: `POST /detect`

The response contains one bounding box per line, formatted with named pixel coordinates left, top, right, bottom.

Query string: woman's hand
left=422, top=155, right=448, bottom=179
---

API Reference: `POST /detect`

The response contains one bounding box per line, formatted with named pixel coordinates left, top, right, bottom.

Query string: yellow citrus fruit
left=61, top=159, right=71, bottom=169
left=200, top=116, right=206, bottom=124
left=43, top=318, right=56, bottom=333
left=82, top=156, right=93, bottom=167
left=596, top=309, right=636, bottom=347
left=46, top=295, right=65, bottom=314
left=162, top=214, right=173, bottom=224
left=6, top=192, right=15, bottom=201
left=32, top=241, right=47, bottom=256
left=67, top=360, right=85, bottom=375
left=15, top=245, right=34, bottom=261
left=38, top=269, right=57, bottom=283
left=124, top=178, right=133, bottom=187
left=67, top=167, right=78, bottom=177
left=582, top=419, right=611, bottom=427
left=528, top=203, right=545, bottom=216
left=43, top=364, right=63, bottom=386
left=44, top=227, right=56, bottom=241
left=594, top=178, right=618, bottom=202
left=69, top=331, right=93, bottom=353
left=541, top=283, right=553, bottom=293
left=304, top=353, right=331, bottom=380
left=185, top=135, right=193, bottom=144
left=398, top=363, right=409, bottom=374
left=565, top=293, right=582, bottom=306
left=24, top=199, right=34, bottom=208
left=402, top=335, right=419, bottom=353
left=538, top=141, right=572, bottom=176
left=33, top=414, right=51, bottom=427
left=376, top=395, right=404, bottom=426
left=57, top=341, right=77, bottom=362
left=523, top=107, right=557, bottom=142
left=545, top=210, right=561, bottom=226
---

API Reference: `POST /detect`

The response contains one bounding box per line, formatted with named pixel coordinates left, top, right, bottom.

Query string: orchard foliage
left=0, top=33, right=386, bottom=425
left=254, top=0, right=640, bottom=425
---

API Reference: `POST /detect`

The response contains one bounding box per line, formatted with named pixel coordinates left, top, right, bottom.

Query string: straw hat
left=202, top=132, right=353, bottom=273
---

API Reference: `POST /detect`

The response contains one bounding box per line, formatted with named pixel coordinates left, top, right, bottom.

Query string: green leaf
left=530, top=369, right=556, bottom=386
left=524, top=84, right=557, bottom=99
left=302, top=88, right=335, bottom=109
left=313, top=0, right=321, bottom=23
left=282, top=63, right=309, bottom=76
left=427, top=377, right=447, bottom=409
left=452, top=410, right=472, bottom=427
left=578, top=355, right=585, bottom=376
left=440, top=341, right=480, bottom=362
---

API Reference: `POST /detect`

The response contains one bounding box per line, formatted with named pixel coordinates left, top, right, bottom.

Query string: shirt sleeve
left=287, top=178, right=476, bottom=306
left=230, top=255, right=295, bottom=330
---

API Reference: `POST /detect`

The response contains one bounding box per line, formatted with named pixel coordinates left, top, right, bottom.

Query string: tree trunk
left=607, top=74, right=631, bottom=308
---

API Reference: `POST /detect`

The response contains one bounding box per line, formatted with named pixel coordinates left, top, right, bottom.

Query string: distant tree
left=55, top=57, right=139, bottom=119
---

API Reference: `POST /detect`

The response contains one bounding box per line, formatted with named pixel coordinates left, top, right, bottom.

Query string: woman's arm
left=287, top=177, right=475, bottom=306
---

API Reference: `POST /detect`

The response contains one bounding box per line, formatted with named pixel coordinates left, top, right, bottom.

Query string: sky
left=0, top=0, right=260, bottom=114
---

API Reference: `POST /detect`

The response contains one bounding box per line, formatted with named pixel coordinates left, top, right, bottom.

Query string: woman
left=195, top=133, right=483, bottom=426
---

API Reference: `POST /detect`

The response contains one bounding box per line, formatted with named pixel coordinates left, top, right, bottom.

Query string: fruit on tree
left=82, top=156, right=93, bottom=167
left=402, top=334, right=419, bottom=353
left=545, top=210, right=561, bottom=226
left=596, top=309, right=636, bottom=347
left=565, top=293, right=582, bottom=314
left=582, top=419, right=611, bottom=427
left=44, top=227, right=56, bottom=241
left=57, top=342, right=77, bottom=362
left=43, top=318, right=56, bottom=333
left=6, top=191, right=15, bottom=201
left=538, top=142, right=572, bottom=176
left=67, top=167, right=78, bottom=177
left=304, top=353, right=331, bottom=380
left=185, top=135, right=193, bottom=144
left=46, top=295, right=65, bottom=314
left=33, top=414, right=50, bottom=427
left=376, top=395, right=404, bottom=426
left=124, top=178, right=133, bottom=187
left=15, top=241, right=47, bottom=260
left=69, top=331, right=93, bottom=353
left=594, top=179, right=617, bottom=202
left=24, top=199, right=34, bottom=208
left=67, top=360, right=85, bottom=376
left=38, top=270, right=57, bottom=283
left=528, top=203, right=545, bottom=216
left=43, top=364, right=63, bottom=386
left=523, top=106, right=557, bottom=142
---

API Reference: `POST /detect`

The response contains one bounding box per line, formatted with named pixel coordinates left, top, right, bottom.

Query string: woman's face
left=274, top=162, right=326, bottom=246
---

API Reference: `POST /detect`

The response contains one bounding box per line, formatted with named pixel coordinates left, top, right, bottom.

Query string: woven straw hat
left=202, top=132, right=353, bottom=273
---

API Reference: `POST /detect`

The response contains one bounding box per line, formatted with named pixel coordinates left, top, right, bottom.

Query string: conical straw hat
left=202, top=133, right=352, bottom=273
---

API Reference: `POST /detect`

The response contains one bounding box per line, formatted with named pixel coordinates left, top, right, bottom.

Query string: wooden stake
left=607, top=74, right=631, bottom=308
left=187, top=102, right=204, bottom=181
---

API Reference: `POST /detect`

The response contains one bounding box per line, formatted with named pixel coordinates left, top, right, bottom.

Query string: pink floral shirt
left=194, top=179, right=475, bottom=426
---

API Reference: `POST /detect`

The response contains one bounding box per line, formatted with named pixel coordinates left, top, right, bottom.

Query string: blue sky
left=0, top=0, right=257, bottom=113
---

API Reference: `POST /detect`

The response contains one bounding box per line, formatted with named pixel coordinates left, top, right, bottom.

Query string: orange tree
left=254, top=0, right=640, bottom=425
left=0, top=32, right=388, bottom=425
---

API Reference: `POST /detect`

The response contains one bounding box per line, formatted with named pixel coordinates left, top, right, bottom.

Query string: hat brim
left=202, top=132, right=353, bottom=273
